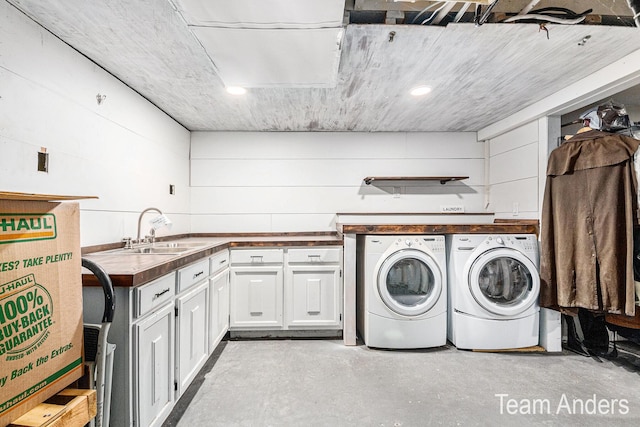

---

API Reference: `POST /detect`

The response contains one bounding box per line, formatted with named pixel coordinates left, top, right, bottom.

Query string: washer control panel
left=394, top=236, right=445, bottom=253
left=392, top=236, right=445, bottom=253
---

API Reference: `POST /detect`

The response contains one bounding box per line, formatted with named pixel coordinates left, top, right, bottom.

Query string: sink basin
left=102, top=246, right=192, bottom=255
left=153, top=242, right=208, bottom=248
left=99, top=241, right=210, bottom=255
left=125, top=247, right=191, bottom=254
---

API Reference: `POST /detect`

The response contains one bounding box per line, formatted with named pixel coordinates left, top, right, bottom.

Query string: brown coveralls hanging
left=540, top=130, right=639, bottom=316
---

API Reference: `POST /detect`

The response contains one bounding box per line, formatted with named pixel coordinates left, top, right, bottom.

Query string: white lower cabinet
left=174, top=258, right=210, bottom=399
left=134, top=301, right=175, bottom=427
left=286, top=265, right=342, bottom=329
left=82, top=250, right=232, bottom=427
left=230, top=247, right=342, bottom=333
left=82, top=272, right=178, bottom=427
left=209, top=250, right=230, bottom=353
left=230, top=249, right=284, bottom=330
left=230, top=266, right=283, bottom=329
left=82, top=245, right=342, bottom=425
left=286, top=248, right=343, bottom=330
left=175, top=280, right=209, bottom=397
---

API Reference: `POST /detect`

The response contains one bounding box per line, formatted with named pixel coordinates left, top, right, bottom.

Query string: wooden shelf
left=363, top=176, right=469, bottom=185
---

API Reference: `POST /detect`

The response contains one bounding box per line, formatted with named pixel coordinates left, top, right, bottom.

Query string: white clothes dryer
left=446, top=234, right=540, bottom=350
left=357, top=235, right=447, bottom=349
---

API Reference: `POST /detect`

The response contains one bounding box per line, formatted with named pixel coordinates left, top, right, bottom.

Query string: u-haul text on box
left=0, top=198, right=84, bottom=426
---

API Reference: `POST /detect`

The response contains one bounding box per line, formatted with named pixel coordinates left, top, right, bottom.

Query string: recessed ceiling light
left=226, top=86, right=247, bottom=95
left=410, top=85, right=432, bottom=97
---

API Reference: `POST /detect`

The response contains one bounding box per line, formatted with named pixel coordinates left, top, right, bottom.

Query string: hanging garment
left=540, top=130, right=640, bottom=316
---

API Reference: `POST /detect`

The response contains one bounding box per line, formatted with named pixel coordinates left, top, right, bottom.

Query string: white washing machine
left=357, top=235, right=447, bottom=349
left=446, top=234, right=540, bottom=350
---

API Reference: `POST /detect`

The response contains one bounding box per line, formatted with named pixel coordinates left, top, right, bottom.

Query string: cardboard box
left=0, top=192, right=93, bottom=426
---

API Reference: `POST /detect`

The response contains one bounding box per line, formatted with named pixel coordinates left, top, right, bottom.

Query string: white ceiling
left=173, top=0, right=345, bottom=28
left=177, top=0, right=345, bottom=88
left=6, top=0, right=640, bottom=132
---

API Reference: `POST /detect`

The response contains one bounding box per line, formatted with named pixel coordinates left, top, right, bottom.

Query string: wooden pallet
left=8, top=389, right=96, bottom=427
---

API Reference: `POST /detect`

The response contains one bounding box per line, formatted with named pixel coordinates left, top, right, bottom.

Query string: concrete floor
left=165, top=339, right=640, bottom=427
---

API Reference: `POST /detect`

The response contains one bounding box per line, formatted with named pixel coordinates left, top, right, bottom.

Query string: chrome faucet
left=136, top=207, right=163, bottom=244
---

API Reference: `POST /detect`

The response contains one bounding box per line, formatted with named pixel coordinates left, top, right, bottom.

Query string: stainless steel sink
left=153, top=242, right=208, bottom=248
left=101, top=246, right=191, bottom=255
left=124, top=246, right=191, bottom=254
left=102, top=241, right=209, bottom=255
left=100, top=241, right=210, bottom=255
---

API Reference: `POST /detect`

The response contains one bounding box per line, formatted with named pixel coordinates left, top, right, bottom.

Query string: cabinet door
left=134, top=302, right=175, bottom=427
left=230, top=266, right=283, bottom=329
left=286, top=265, right=342, bottom=329
left=175, top=280, right=209, bottom=397
left=209, top=267, right=230, bottom=353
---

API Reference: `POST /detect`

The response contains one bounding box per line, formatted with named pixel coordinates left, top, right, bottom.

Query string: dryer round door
left=377, top=249, right=443, bottom=317
left=467, top=248, right=539, bottom=316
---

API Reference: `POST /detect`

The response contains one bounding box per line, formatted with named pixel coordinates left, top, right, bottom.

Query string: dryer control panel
left=507, top=235, right=538, bottom=252
left=392, top=236, right=445, bottom=253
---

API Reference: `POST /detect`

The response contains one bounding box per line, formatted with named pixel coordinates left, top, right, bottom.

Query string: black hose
left=82, top=258, right=115, bottom=323
left=475, top=0, right=500, bottom=26
left=530, top=7, right=591, bottom=19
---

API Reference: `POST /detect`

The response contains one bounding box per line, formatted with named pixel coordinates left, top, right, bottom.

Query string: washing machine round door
left=377, top=249, right=443, bottom=317
left=467, top=248, right=539, bottom=316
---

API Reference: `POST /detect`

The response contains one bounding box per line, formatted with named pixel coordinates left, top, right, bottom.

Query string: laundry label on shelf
left=440, top=205, right=465, bottom=213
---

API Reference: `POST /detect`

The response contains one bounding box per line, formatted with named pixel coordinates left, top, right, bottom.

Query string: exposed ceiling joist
left=348, top=0, right=636, bottom=25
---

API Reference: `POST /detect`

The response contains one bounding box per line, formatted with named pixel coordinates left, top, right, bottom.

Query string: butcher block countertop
left=82, top=233, right=343, bottom=288
left=340, top=221, right=539, bottom=235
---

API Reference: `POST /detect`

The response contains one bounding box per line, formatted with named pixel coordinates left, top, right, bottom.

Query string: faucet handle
left=122, top=237, right=133, bottom=249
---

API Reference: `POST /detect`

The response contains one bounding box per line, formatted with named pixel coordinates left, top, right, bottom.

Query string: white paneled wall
left=0, top=3, right=191, bottom=246
left=191, top=132, right=485, bottom=232
left=487, top=119, right=549, bottom=219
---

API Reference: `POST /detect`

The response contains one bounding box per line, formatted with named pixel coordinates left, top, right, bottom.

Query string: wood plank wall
left=0, top=2, right=192, bottom=246
left=190, top=131, right=486, bottom=232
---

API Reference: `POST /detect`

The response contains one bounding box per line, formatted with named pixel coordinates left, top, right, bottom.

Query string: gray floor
left=168, top=339, right=640, bottom=427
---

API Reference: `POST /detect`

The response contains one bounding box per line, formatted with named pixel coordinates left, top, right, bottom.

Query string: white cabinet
left=230, top=267, right=283, bottom=329
left=285, top=248, right=343, bottom=330
left=230, top=249, right=284, bottom=330
left=82, top=251, right=227, bottom=427
left=134, top=301, right=175, bottom=427
left=84, top=272, right=178, bottom=427
left=174, top=258, right=209, bottom=397
left=286, top=266, right=342, bottom=329
left=229, top=247, right=343, bottom=334
left=175, top=280, right=209, bottom=397
left=209, top=250, right=230, bottom=353
left=82, top=244, right=339, bottom=425
left=133, top=272, right=177, bottom=427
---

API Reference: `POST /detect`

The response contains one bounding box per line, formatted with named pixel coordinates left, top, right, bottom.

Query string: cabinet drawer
left=135, top=273, right=176, bottom=318
left=177, top=259, right=210, bottom=293
left=231, top=249, right=283, bottom=265
left=287, top=248, right=342, bottom=264
left=210, top=250, right=230, bottom=274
